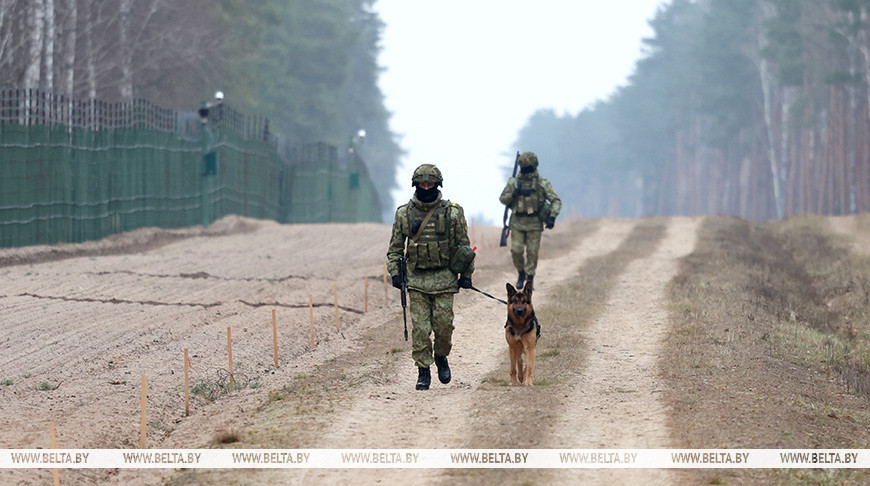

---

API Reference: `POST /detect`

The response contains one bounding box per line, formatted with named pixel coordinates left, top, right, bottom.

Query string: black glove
left=458, top=276, right=472, bottom=289
left=392, top=275, right=402, bottom=289
left=545, top=217, right=555, bottom=229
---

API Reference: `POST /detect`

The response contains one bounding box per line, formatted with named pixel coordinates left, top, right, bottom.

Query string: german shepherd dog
left=505, top=282, right=540, bottom=386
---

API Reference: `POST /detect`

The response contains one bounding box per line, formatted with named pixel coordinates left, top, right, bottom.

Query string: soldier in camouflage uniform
left=387, top=164, right=474, bottom=390
left=499, top=151, right=561, bottom=290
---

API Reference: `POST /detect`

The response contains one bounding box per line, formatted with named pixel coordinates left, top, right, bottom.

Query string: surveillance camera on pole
left=348, top=128, right=366, bottom=155
left=199, top=90, right=225, bottom=123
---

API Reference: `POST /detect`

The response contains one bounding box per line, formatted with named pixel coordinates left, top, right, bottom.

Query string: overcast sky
left=373, top=0, right=667, bottom=225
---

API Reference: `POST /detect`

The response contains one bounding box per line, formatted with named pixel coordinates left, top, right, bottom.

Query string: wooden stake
left=383, top=261, right=389, bottom=306
left=364, top=276, right=369, bottom=313
left=227, top=327, right=234, bottom=387
left=140, top=376, right=147, bottom=449
left=184, top=349, right=190, bottom=417
left=309, top=294, right=315, bottom=349
left=50, top=421, right=59, bottom=486
left=333, top=285, right=340, bottom=333
left=272, top=309, right=279, bottom=368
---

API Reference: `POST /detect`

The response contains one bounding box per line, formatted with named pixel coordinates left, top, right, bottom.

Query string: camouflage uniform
left=499, top=152, right=561, bottom=288
left=387, top=164, right=473, bottom=387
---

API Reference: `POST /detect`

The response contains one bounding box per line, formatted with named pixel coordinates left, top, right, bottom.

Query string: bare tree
left=754, top=0, right=787, bottom=218
left=0, top=0, right=20, bottom=74
left=23, top=0, right=45, bottom=89
left=39, top=0, right=54, bottom=92
left=60, top=0, right=77, bottom=100
left=117, top=0, right=132, bottom=100
left=2, top=0, right=224, bottom=105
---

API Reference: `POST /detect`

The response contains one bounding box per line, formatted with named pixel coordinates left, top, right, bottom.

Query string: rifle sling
left=410, top=205, right=439, bottom=242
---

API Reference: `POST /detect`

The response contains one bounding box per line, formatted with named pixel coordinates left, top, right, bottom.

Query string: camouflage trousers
left=510, top=229, right=543, bottom=276
left=409, top=290, right=455, bottom=368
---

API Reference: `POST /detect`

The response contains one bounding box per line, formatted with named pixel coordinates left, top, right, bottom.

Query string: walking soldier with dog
left=387, top=164, right=475, bottom=390
left=499, top=151, right=561, bottom=290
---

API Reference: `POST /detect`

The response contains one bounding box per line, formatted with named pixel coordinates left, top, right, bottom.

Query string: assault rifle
left=499, top=151, right=521, bottom=247
left=398, top=254, right=409, bottom=341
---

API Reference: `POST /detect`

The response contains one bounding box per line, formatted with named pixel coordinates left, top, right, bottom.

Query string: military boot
left=516, top=271, right=526, bottom=290
left=525, top=275, right=534, bottom=291
left=434, top=355, right=451, bottom=384
left=416, top=367, right=431, bottom=390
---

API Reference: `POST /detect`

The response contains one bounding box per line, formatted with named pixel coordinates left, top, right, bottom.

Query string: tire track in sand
left=541, top=216, right=701, bottom=485
left=261, top=220, right=637, bottom=485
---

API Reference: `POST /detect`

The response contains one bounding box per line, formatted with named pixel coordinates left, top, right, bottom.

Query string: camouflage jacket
left=499, top=170, right=562, bottom=231
left=387, top=192, right=473, bottom=294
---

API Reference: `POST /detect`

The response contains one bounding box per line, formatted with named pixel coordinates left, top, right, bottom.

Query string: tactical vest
left=405, top=200, right=453, bottom=270
left=514, top=177, right=541, bottom=215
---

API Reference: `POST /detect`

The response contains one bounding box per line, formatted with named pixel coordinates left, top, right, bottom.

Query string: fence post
left=199, top=101, right=215, bottom=228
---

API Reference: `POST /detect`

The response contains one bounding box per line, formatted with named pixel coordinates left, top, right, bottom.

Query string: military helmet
left=518, top=152, right=538, bottom=168
left=411, top=163, right=443, bottom=187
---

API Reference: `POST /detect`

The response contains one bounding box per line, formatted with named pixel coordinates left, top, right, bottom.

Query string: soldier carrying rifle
left=499, top=151, right=561, bottom=291
left=387, top=164, right=474, bottom=391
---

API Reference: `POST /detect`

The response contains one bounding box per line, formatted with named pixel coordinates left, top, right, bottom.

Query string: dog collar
left=505, top=311, right=538, bottom=336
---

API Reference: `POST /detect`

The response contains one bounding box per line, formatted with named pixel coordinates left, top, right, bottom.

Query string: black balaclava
left=415, top=185, right=439, bottom=202
left=520, top=165, right=536, bottom=175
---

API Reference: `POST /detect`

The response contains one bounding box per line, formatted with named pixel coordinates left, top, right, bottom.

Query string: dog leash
left=469, top=285, right=508, bottom=305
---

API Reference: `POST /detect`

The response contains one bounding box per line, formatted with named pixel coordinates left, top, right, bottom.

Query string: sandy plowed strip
left=268, top=220, right=637, bottom=484
left=541, top=216, right=700, bottom=485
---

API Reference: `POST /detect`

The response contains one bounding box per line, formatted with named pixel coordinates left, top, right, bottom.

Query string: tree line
left=516, top=0, right=870, bottom=220
left=0, top=0, right=401, bottom=214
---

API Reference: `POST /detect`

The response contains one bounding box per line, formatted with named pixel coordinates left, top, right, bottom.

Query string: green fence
left=0, top=89, right=382, bottom=248
left=283, top=143, right=382, bottom=223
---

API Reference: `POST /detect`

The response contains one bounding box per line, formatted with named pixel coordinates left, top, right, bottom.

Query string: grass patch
left=664, top=214, right=870, bottom=484
left=266, top=390, right=286, bottom=403
left=212, top=429, right=241, bottom=445
left=189, top=367, right=260, bottom=401
left=35, top=381, right=58, bottom=391
left=539, top=348, right=560, bottom=358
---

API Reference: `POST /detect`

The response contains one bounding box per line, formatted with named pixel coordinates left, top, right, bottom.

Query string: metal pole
left=200, top=101, right=212, bottom=228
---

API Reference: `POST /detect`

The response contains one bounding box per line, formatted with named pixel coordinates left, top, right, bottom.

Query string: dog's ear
left=525, top=286, right=533, bottom=302
left=506, top=282, right=516, bottom=298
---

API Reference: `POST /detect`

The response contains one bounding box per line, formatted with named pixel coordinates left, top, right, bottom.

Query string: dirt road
left=0, top=216, right=700, bottom=485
